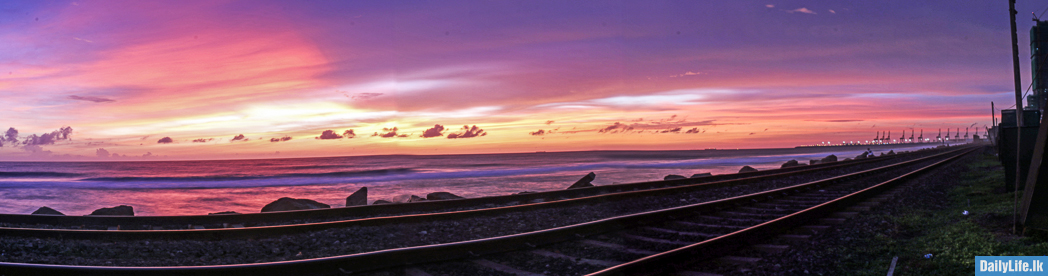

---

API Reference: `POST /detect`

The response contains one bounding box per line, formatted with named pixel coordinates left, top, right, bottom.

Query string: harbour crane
left=874, top=131, right=880, bottom=142
left=946, top=128, right=951, bottom=140
left=917, top=129, right=924, bottom=142
left=954, top=128, right=960, bottom=140
left=899, top=130, right=906, bottom=142
left=937, top=129, right=942, bottom=141
left=908, top=130, right=914, bottom=142
left=964, top=127, right=969, bottom=140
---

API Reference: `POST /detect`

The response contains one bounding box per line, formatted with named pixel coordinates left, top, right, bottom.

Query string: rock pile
left=31, top=206, right=64, bottom=215
left=664, top=174, right=687, bottom=180
left=260, top=198, right=330, bottom=212
left=426, top=192, right=463, bottom=200
left=346, top=187, right=367, bottom=206
left=821, top=154, right=838, bottom=163
left=89, top=205, right=134, bottom=216
left=567, top=172, right=596, bottom=189
left=781, top=160, right=801, bottom=168
left=690, top=173, right=713, bottom=178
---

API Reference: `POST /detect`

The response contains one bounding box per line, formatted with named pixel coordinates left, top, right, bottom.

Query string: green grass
left=837, top=153, right=1048, bottom=275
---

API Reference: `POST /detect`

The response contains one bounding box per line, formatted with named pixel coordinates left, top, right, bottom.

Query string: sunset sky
left=0, top=0, right=1040, bottom=160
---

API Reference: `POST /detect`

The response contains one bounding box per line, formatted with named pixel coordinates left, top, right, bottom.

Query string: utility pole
left=1009, top=0, right=1024, bottom=235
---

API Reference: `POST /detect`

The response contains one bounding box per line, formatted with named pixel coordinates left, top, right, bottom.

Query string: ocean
left=0, top=144, right=943, bottom=216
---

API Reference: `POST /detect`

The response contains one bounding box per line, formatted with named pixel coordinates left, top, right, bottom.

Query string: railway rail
left=0, top=145, right=975, bottom=275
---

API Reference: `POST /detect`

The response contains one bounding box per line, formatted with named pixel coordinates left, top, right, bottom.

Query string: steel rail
left=0, top=148, right=925, bottom=228
left=0, top=148, right=960, bottom=240
left=0, top=146, right=973, bottom=276
left=586, top=147, right=977, bottom=276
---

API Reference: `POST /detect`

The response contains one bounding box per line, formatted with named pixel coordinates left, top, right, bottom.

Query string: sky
left=0, top=0, right=1041, bottom=160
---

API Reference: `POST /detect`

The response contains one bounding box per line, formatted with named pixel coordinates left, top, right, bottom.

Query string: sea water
left=0, top=144, right=941, bottom=216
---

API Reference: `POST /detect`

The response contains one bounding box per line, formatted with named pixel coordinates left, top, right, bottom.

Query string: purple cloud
left=447, top=125, right=486, bottom=139
left=421, top=124, right=446, bottom=138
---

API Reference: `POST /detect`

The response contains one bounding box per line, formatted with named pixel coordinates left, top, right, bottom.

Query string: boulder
left=809, top=160, right=820, bottom=165
left=515, top=191, right=536, bottom=195
left=409, top=195, right=427, bottom=202
left=260, top=197, right=330, bottom=212
left=427, top=192, right=464, bottom=200
left=567, top=172, right=596, bottom=189
left=208, top=211, right=238, bottom=215
left=346, top=187, right=368, bottom=206
left=781, top=160, right=800, bottom=168
left=89, top=205, right=134, bottom=216
left=690, top=173, right=713, bottom=178
left=855, top=152, right=869, bottom=159
left=821, top=154, right=838, bottom=163
left=887, top=150, right=896, bottom=155
left=372, top=200, right=392, bottom=205
left=664, top=174, right=687, bottom=180
left=739, top=166, right=758, bottom=173
left=844, top=158, right=853, bottom=161
left=391, top=194, right=414, bottom=203
left=31, top=206, right=64, bottom=215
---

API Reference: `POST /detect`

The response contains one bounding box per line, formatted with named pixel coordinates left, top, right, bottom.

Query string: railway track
left=0, top=148, right=950, bottom=241
left=0, top=148, right=934, bottom=232
left=0, top=145, right=975, bottom=275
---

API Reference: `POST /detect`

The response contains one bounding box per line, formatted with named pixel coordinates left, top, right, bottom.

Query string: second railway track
left=0, top=145, right=977, bottom=275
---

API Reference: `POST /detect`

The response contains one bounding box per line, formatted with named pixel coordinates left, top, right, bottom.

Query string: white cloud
left=786, top=8, right=817, bottom=14
left=766, top=4, right=774, bottom=8
left=669, top=71, right=704, bottom=78
left=829, top=9, right=836, bottom=14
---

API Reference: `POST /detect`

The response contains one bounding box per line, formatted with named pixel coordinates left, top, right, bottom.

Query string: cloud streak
left=68, top=95, right=115, bottom=103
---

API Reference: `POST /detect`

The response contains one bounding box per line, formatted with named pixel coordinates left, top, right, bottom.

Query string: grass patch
left=837, top=152, right=1048, bottom=275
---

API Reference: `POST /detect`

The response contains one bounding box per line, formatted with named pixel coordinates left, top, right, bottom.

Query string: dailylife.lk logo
left=976, top=256, right=1047, bottom=275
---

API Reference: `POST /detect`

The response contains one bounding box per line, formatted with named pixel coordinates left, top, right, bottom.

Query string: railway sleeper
left=616, top=232, right=695, bottom=247
left=736, top=206, right=802, bottom=214
left=529, top=249, right=623, bottom=267
left=579, top=239, right=660, bottom=256
left=638, top=226, right=720, bottom=239
left=669, top=220, right=747, bottom=231
left=714, top=211, right=781, bottom=219
left=692, top=215, right=767, bottom=225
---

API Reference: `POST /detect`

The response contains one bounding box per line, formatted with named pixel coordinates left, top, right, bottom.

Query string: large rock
left=855, top=152, right=869, bottom=159
left=664, top=174, right=687, bottom=180
left=409, top=195, right=427, bottom=202
left=739, top=166, right=758, bottom=173
left=887, top=150, right=896, bottom=155
left=821, top=154, right=838, bottom=163
left=690, top=173, right=713, bottom=178
left=260, top=197, right=330, bottom=212
left=372, top=200, right=392, bottom=205
left=809, top=160, right=820, bottom=165
left=31, top=206, right=64, bottom=215
left=844, top=158, right=853, bottom=161
left=781, top=160, right=801, bottom=168
left=427, top=192, right=464, bottom=200
left=208, top=211, right=238, bottom=215
left=346, top=187, right=368, bottom=206
left=90, top=205, right=134, bottom=216
left=567, top=172, right=596, bottom=189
